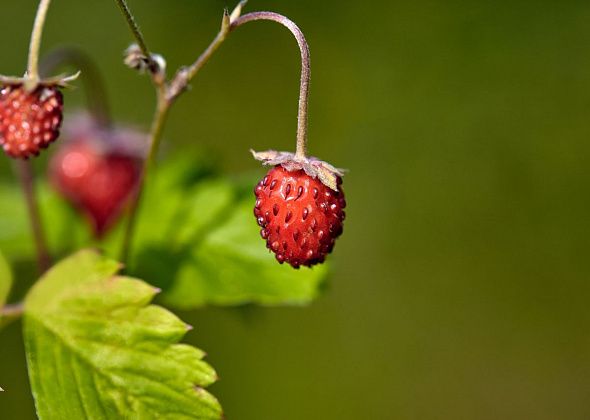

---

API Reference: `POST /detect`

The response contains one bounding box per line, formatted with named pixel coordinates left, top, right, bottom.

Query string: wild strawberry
left=49, top=115, right=144, bottom=236
left=0, top=84, right=63, bottom=159
left=254, top=165, right=346, bottom=268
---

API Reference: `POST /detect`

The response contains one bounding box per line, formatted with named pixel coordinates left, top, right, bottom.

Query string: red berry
left=254, top=165, right=346, bottom=268
left=0, top=85, right=63, bottom=159
left=50, top=139, right=142, bottom=237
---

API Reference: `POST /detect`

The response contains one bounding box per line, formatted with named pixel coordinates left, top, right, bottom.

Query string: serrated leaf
left=24, top=250, right=222, bottom=420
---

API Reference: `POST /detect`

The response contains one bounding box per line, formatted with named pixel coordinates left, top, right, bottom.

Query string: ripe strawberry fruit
left=50, top=134, right=142, bottom=237
left=0, top=84, right=63, bottom=159
left=254, top=165, right=346, bottom=268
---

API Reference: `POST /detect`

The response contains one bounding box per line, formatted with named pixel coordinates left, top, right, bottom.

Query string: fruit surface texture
left=254, top=165, right=346, bottom=268
left=0, top=85, right=63, bottom=158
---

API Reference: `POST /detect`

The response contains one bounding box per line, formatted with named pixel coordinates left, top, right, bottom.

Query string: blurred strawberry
left=49, top=113, right=145, bottom=237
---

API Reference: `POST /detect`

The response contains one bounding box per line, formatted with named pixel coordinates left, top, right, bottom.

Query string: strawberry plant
left=0, top=0, right=346, bottom=418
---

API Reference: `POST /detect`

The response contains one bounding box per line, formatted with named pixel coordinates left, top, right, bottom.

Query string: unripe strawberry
left=254, top=165, right=346, bottom=268
left=49, top=115, right=144, bottom=236
left=0, top=84, right=63, bottom=159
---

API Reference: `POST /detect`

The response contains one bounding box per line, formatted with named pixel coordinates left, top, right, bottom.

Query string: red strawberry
left=50, top=125, right=143, bottom=237
left=0, top=84, right=63, bottom=159
left=254, top=165, right=346, bottom=268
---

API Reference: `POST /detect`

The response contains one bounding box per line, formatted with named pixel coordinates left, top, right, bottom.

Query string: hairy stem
left=114, top=0, right=151, bottom=59
left=184, top=17, right=230, bottom=84
left=15, top=161, right=50, bottom=273
left=120, top=86, right=170, bottom=263
left=232, top=12, right=311, bottom=159
left=176, top=11, right=311, bottom=158
left=40, top=48, right=112, bottom=127
left=27, top=0, right=52, bottom=83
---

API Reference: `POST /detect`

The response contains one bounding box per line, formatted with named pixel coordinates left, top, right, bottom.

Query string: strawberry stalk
left=169, top=9, right=312, bottom=160
left=231, top=12, right=311, bottom=160
left=40, top=48, right=112, bottom=128
left=27, top=0, right=53, bottom=87
left=119, top=87, right=169, bottom=264
left=11, top=0, right=56, bottom=273
left=15, top=160, right=51, bottom=272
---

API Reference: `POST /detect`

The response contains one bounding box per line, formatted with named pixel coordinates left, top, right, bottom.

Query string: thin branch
left=120, top=86, right=169, bottom=263
left=15, top=161, right=51, bottom=273
left=114, top=0, right=151, bottom=59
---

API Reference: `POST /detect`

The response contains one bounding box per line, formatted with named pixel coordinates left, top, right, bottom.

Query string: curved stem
left=27, top=0, right=52, bottom=83
left=114, top=0, right=151, bottom=59
left=120, top=86, right=169, bottom=264
left=40, top=48, right=112, bottom=127
left=231, top=12, right=310, bottom=159
left=118, top=6, right=313, bottom=264
left=179, top=11, right=311, bottom=159
left=15, top=161, right=51, bottom=273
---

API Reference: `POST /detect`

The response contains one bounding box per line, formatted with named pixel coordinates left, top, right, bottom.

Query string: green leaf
left=0, top=181, right=88, bottom=261
left=134, top=187, right=328, bottom=308
left=23, top=250, right=222, bottom=420
left=0, top=153, right=328, bottom=310
left=0, top=182, right=35, bottom=259
left=0, top=250, right=12, bottom=322
left=163, top=201, right=327, bottom=308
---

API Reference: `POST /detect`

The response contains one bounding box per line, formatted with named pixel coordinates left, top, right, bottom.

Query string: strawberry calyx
left=0, top=71, right=80, bottom=92
left=251, top=149, right=345, bottom=191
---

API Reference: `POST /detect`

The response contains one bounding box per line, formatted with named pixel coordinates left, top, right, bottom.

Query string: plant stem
left=27, top=0, right=52, bottom=83
left=177, top=11, right=311, bottom=159
left=0, top=303, right=24, bottom=318
left=232, top=12, right=310, bottom=159
left=184, top=22, right=230, bottom=84
left=117, top=5, right=313, bottom=263
left=40, top=48, right=112, bottom=127
left=114, top=0, right=151, bottom=61
left=15, top=161, right=50, bottom=273
left=120, top=86, right=169, bottom=263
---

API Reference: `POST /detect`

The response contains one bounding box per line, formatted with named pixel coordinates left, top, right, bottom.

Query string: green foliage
left=0, top=250, right=12, bottom=323
left=0, top=183, right=35, bottom=259
left=128, top=159, right=328, bottom=307
left=0, top=182, right=88, bottom=261
left=23, top=250, right=222, bottom=419
left=159, top=199, right=328, bottom=308
left=0, top=155, right=328, bottom=309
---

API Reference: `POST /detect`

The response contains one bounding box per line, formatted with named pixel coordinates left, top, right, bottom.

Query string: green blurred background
left=2, top=0, right=590, bottom=418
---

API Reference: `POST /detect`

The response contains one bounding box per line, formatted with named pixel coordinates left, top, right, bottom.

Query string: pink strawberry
left=49, top=116, right=144, bottom=236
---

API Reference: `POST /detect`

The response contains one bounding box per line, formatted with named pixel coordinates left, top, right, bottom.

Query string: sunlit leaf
left=24, top=250, right=222, bottom=419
